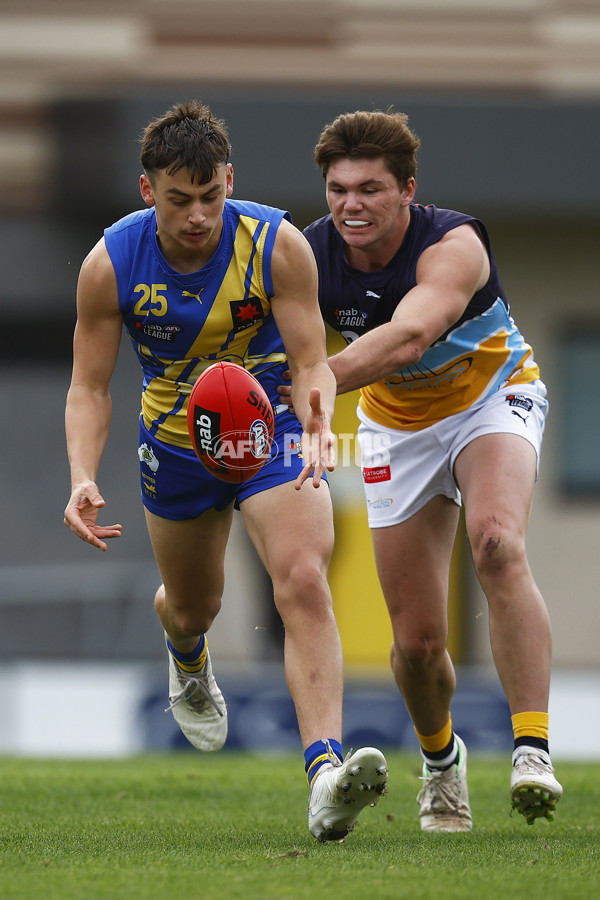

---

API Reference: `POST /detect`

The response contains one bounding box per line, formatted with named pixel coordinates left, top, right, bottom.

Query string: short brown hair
left=314, top=110, right=420, bottom=188
left=140, top=100, right=231, bottom=184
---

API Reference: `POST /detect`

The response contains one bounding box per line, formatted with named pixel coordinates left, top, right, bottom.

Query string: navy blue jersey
left=304, top=204, right=507, bottom=344
left=304, top=204, right=540, bottom=430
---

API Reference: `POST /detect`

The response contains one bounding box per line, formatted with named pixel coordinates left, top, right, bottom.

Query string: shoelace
left=322, top=739, right=344, bottom=768
left=322, top=739, right=357, bottom=768
left=165, top=672, right=224, bottom=717
left=417, top=767, right=461, bottom=808
left=513, top=750, right=552, bottom=772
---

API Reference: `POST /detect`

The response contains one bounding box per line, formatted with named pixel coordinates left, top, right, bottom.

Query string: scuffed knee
left=470, top=516, right=525, bottom=580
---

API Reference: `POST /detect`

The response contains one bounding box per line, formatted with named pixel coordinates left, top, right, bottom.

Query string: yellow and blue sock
left=167, top=635, right=207, bottom=675
left=304, top=739, right=343, bottom=786
left=416, top=717, right=458, bottom=771
left=512, top=711, right=549, bottom=755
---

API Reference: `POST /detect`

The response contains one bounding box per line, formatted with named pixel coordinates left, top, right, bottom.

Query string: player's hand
left=295, top=388, right=336, bottom=490
left=276, top=370, right=294, bottom=411
left=64, top=481, right=123, bottom=551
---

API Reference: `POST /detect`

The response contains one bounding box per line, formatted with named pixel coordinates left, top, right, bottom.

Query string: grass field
left=0, top=752, right=598, bottom=900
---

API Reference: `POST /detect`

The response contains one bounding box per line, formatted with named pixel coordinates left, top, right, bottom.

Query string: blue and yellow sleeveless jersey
left=104, top=200, right=290, bottom=448
left=304, top=204, right=540, bottom=431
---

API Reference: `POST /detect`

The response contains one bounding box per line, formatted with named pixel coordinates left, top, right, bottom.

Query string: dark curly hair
left=140, top=100, right=231, bottom=185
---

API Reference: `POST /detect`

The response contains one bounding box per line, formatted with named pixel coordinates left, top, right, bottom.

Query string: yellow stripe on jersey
left=185, top=220, right=270, bottom=361
left=360, top=331, right=540, bottom=431
left=139, top=216, right=279, bottom=447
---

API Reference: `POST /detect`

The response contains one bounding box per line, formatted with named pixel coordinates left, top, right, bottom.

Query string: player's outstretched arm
left=270, top=220, right=336, bottom=488
left=328, top=225, right=490, bottom=394
left=64, top=238, right=124, bottom=550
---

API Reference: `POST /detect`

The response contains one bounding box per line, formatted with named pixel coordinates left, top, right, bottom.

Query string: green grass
left=0, top=752, right=598, bottom=900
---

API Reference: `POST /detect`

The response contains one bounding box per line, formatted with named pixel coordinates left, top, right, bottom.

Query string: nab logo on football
left=190, top=407, right=225, bottom=478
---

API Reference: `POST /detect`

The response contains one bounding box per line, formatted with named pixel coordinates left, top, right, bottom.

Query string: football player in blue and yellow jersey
left=64, top=101, right=388, bottom=842
left=292, top=110, right=562, bottom=829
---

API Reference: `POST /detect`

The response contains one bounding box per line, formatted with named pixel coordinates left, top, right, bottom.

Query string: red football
left=187, top=361, right=274, bottom=483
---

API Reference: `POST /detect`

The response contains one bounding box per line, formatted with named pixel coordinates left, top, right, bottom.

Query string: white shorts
left=357, top=381, right=548, bottom=528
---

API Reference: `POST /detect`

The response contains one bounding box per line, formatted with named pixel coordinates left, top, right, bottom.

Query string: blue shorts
left=137, top=405, right=310, bottom=520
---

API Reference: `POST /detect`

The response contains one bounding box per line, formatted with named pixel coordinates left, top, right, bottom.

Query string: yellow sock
left=415, top=717, right=453, bottom=754
left=511, top=711, right=549, bottom=742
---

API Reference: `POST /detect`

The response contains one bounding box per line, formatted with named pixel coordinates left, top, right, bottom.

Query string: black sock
left=514, top=736, right=549, bottom=755
left=422, top=735, right=458, bottom=771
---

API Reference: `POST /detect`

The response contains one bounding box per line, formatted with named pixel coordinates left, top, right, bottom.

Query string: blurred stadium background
left=1, top=0, right=599, bottom=758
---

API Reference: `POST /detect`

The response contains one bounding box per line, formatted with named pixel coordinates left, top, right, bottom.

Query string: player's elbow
left=388, top=320, right=428, bottom=370
left=404, top=340, right=425, bottom=367
left=390, top=338, right=425, bottom=371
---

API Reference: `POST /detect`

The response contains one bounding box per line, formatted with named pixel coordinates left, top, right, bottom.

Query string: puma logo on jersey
left=182, top=290, right=203, bottom=303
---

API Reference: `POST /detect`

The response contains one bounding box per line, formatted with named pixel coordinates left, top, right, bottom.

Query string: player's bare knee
left=394, top=632, right=446, bottom=667
left=171, top=606, right=219, bottom=637
left=280, top=558, right=328, bottom=595
left=155, top=586, right=221, bottom=636
left=273, top=561, right=332, bottom=621
left=470, top=519, right=524, bottom=581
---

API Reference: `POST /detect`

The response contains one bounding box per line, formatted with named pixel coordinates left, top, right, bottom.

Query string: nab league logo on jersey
left=334, top=307, right=368, bottom=328
left=230, top=299, right=264, bottom=333
left=136, top=322, right=183, bottom=341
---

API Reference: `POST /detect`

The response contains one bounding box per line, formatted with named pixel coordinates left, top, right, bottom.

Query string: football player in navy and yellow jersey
left=64, top=101, right=387, bottom=842
left=283, top=110, right=562, bottom=829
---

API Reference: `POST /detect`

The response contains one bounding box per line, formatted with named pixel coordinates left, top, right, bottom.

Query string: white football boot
left=511, top=747, right=562, bottom=824
left=308, top=746, right=388, bottom=842
left=417, top=734, right=472, bottom=832
left=165, top=641, right=227, bottom=752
